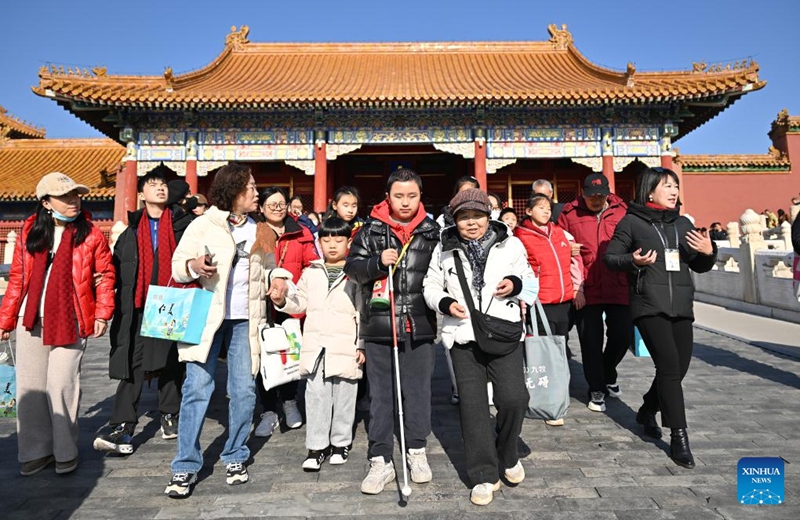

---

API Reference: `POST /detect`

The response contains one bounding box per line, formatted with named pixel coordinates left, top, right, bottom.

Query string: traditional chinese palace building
left=5, top=24, right=797, bottom=231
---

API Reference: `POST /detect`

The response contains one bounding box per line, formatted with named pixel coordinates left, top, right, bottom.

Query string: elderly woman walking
left=424, top=188, right=535, bottom=505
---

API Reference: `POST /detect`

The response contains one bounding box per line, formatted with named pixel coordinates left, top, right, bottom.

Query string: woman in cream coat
left=164, top=164, right=290, bottom=498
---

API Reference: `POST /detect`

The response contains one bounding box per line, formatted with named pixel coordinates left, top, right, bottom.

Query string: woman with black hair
left=437, top=175, right=481, bottom=227
left=0, top=172, right=115, bottom=476
left=604, top=167, right=717, bottom=469
left=254, top=186, right=319, bottom=437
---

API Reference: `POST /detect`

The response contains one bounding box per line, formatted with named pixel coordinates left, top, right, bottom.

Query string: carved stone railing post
left=109, top=221, right=127, bottom=250
left=727, top=222, right=740, bottom=248
left=3, top=231, right=17, bottom=264
left=780, top=221, right=792, bottom=251
left=790, top=204, right=800, bottom=224
left=739, top=209, right=766, bottom=304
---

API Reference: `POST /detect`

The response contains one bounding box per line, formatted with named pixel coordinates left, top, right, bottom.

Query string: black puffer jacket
left=344, top=214, right=440, bottom=343
left=108, top=206, right=193, bottom=379
left=603, top=203, right=717, bottom=321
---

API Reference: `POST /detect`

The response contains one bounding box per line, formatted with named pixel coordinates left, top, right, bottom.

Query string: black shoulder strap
left=453, top=253, right=478, bottom=315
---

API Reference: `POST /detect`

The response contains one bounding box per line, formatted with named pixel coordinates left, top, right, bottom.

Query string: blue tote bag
left=140, top=284, right=213, bottom=345
left=0, top=340, right=17, bottom=418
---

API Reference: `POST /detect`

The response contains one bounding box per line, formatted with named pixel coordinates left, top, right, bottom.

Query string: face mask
left=490, top=209, right=501, bottom=220
left=52, top=209, right=78, bottom=223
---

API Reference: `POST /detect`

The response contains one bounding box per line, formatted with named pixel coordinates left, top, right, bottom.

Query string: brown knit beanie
left=449, top=188, right=491, bottom=217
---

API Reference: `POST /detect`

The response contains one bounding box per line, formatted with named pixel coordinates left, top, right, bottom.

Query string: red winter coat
left=275, top=215, right=319, bottom=283
left=557, top=194, right=629, bottom=305
left=515, top=219, right=575, bottom=304
left=0, top=213, right=116, bottom=337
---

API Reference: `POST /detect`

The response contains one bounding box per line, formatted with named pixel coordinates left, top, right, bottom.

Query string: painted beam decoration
left=486, top=125, right=661, bottom=159
left=198, top=130, right=314, bottom=161
left=329, top=128, right=472, bottom=144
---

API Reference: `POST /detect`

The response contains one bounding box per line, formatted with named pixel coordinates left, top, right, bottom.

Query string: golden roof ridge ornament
left=226, top=25, right=250, bottom=50
left=164, top=67, right=175, bottom=92
left=625, top=62, right=636, bottom=87
left=547, top=23, right=573, bottom=51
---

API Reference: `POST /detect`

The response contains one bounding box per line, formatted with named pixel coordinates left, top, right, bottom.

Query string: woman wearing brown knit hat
left=424, top=188, right=535, bottom=505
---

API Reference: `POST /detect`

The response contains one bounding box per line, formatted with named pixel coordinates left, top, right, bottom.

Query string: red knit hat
left=449, top=188, right=491, bottom=217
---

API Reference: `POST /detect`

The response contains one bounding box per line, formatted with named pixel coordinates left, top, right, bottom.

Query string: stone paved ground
left=1, top=325, right=799, bottom=519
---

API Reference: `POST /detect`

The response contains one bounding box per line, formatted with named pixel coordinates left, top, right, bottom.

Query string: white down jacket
left=277, top=260, right=363, bottom=380
left=423, top=221, right=537, bottom=349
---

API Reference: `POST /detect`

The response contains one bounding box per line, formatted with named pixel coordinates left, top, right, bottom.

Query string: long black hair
left=635, top=167, right=681, bottom=206
left=26, top=200, right=91, bottom=254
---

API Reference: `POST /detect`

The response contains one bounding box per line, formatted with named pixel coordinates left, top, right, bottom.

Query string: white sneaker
left=254, top=411, right=279, bottom=437
left=588, top=391, right=606, bottom=412
left=505, top=460, right=525, bottom=484
left=407, top=447, right=432, bottom=483
left=361, top=457, right=396, bottom=495
left=283, top=400, right=303, bottom=429
left=606, top=384, right=622, bottom=398
left=470, top=481, right=501, bottom=506
left=545, top=418, right=565, bottom=426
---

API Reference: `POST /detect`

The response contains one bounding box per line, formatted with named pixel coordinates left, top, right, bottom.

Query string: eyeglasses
left=245, top=183, right=258, bottom=192
left=266, top=203, right=287, bottom=211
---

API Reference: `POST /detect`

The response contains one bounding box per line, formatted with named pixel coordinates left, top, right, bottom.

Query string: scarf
left=22, top=224, right=78, bottom=346
left=134, top=208, right=176, bottom=309
left=460, top=228, right=497, bottom=292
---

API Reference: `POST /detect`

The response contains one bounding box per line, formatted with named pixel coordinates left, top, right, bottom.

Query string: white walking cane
left=388, top=265, right=412, bottom=497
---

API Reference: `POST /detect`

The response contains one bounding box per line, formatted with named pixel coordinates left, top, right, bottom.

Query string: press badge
left=665, top=249, right=680, bottom=272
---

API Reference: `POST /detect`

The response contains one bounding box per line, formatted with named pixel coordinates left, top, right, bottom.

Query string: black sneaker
left=164, top=472, right=197, bottom=498
left=302, top=449, right=328, bottom=471
left=93, top=424, right=134, bottom=455
left=161, top=413, right=179, bottom=440
left=329, top=446, right=349, bottom=465
left=225, top=462, right=249, bottom=485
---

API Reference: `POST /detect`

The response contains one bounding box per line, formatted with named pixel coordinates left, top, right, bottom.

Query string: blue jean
left=171, top=319, right=255, bottom=473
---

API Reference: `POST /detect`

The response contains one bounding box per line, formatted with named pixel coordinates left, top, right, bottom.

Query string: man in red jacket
left=558, top=173, right=632, bottom=413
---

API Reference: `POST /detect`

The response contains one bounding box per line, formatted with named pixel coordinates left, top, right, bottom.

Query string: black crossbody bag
left=452, top=252, right=522, bottom=356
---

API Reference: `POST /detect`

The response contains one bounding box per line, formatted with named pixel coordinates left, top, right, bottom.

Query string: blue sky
left=2, top=0, right=798, bottom=154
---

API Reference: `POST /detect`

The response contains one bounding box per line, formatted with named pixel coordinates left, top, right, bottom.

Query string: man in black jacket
left=94, top=171, right=194, bottom=455
left=344, top=168, right=440, bottom=495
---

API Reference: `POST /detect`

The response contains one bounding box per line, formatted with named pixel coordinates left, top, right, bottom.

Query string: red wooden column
left=660, top=153, right=674, bottom=170
left=314, top=137, right=328, bottom=213
left=185, top=159, right=198, bottom=195
left=602, top=155, right=616, bottom=194
left=113, top=164, right=127, bottom=223
left=601, top=129, right=616, bottom=194
left=123, top=156, right=138, bottom=219
left=474, top=137, right=487, bottom=191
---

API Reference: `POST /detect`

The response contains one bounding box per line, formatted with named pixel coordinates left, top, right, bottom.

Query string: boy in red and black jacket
left=344, top=168, right=440, bottom=495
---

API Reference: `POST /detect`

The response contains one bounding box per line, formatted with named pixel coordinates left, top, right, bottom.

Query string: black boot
left=635, top=406, right=662, bottom=439
left=669, top=428, right=695, bottom=469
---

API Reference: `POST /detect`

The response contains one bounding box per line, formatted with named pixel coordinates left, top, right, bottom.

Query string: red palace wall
left=681, top=133, right=800, bottom=228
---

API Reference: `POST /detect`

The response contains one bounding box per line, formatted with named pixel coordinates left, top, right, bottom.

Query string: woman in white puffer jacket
left=423, top=188, right=536, bottom=507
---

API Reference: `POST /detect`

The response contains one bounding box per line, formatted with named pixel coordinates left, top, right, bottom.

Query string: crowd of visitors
left=0, top=165, right=718, bottom=505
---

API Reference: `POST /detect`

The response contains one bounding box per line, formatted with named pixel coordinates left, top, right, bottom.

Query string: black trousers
left=635, top=315, right=694, bottom=429
left=536, top=302, right=571, bottom=337
left=365, top=338, right=434, bottom=462
left=574, top=304, right=632, bottom=393
left=256, top=377, right=299, bottom=414
left=450, top=341, right=528, bottom=486
left=110, top=311, right=184, bottom=427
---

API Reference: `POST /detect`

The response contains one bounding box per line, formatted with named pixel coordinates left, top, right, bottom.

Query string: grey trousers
left=15, top=321, right=86, bottom=463
left=304, top=363, right=358, bottom=451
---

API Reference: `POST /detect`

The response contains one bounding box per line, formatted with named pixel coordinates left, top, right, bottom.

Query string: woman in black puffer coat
left=604, top=167, right=717, bottom=470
